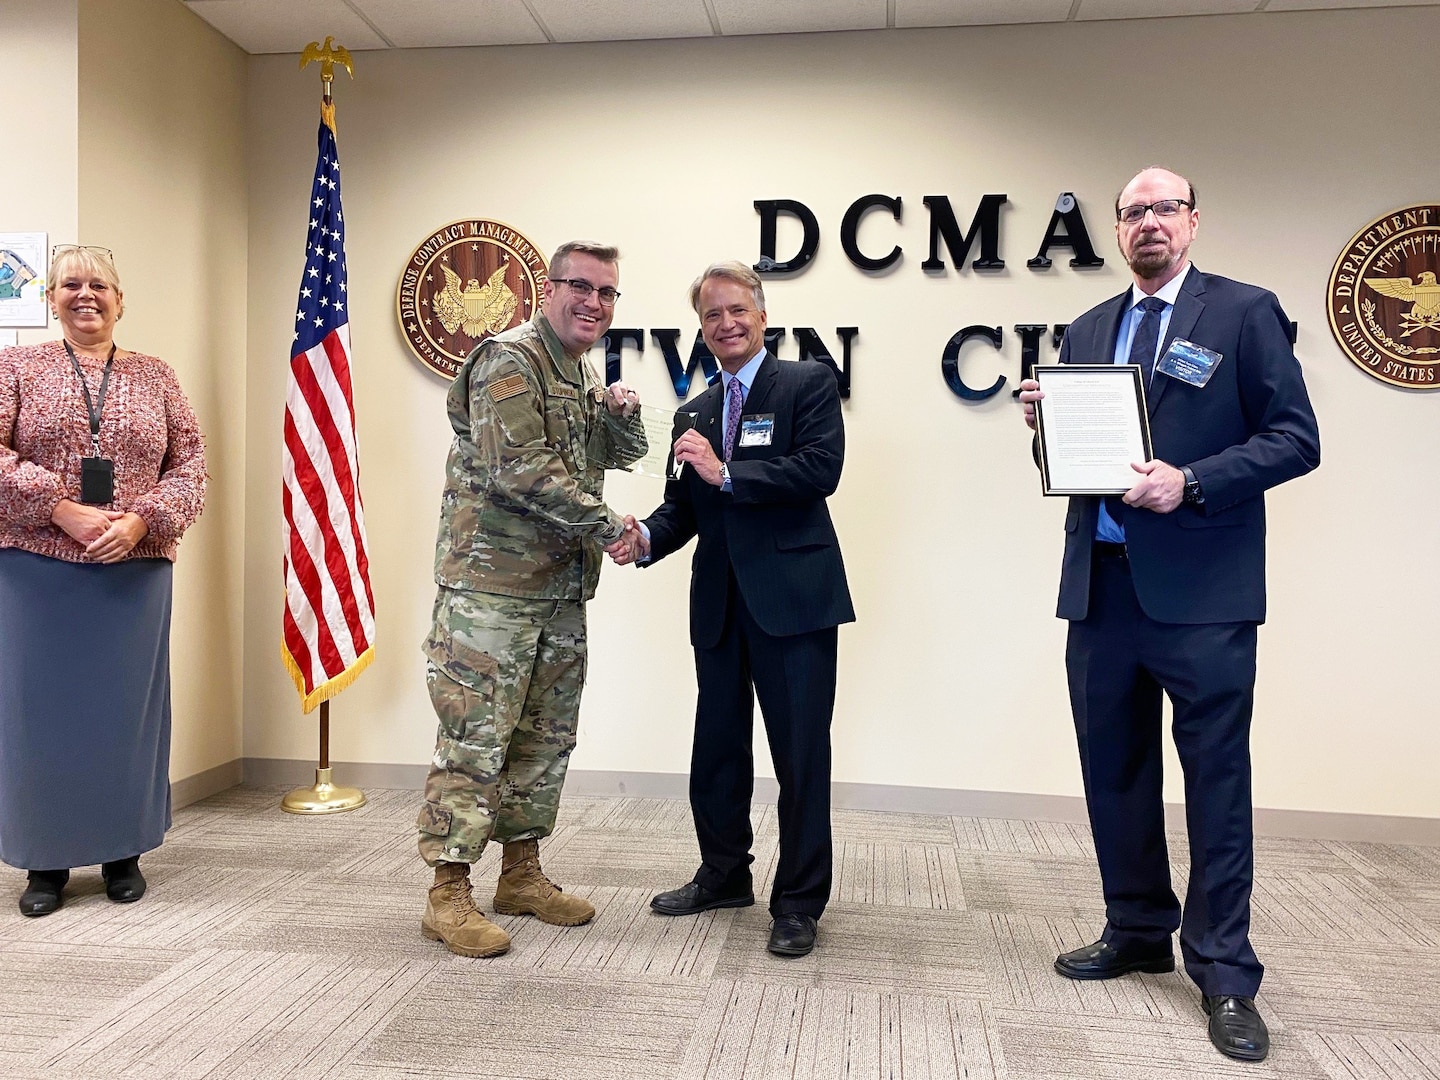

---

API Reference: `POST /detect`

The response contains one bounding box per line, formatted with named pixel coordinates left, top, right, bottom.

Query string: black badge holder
left=65, top=340, right=117, bottom=504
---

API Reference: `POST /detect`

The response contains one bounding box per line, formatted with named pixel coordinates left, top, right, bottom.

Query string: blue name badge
left=738, top=414, right=774, bottom=447
left=1156, top=338, right=1223, bottom=387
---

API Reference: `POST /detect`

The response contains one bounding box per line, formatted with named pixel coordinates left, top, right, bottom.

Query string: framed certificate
left=1032, top=364, right=1153, bottom=496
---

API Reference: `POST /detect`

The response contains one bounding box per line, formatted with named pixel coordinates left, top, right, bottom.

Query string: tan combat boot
left=493, top=839, right=596, bottom=926
left=422, top=862, right=511, bottom=957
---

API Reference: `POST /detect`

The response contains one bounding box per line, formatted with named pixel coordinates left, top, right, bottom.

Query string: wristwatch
left=1181, top=466, right=1205, bottom=506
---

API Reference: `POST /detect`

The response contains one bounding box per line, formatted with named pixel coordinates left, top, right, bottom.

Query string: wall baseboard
left=240, top=758, right=428, bottom=791
left=172, top=758, right=243, bottom=810
left=213, top=759, right=1440, bottom=846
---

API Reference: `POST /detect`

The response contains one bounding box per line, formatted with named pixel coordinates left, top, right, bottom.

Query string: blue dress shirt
left=1094, top=268, right=1187, bottom=543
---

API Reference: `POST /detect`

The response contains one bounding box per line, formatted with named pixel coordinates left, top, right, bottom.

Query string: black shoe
left=650, top=880, right=754, bottom=916
left=19, top=869, right=69, bottom=917
left=1054, top=939, right=1174, bottom=980
left=102, top=857, right=147, bottom=904
left=1203, top=995, right=1269, bottom=1062
left=767, top=913, right=818, bottom=957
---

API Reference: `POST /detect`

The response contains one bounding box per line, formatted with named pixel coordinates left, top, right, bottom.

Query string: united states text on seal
left=1327, top=205, right=1440, bottom=390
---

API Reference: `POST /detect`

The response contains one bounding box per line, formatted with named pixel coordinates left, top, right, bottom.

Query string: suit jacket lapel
left=742, top=353, right=780, bottom=417
left=1148, top=265, right=1206, bottom=417
left=1090, top=292, right=1129, bottom=367
left=705, top=353, right=777, bottom=459
left=690, top=381, right=724, bottom=457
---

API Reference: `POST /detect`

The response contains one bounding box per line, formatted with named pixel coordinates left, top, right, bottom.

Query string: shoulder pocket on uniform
left=488, top=362, right=544, bottom=445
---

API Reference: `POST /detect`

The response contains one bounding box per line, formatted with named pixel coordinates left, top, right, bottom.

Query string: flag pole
left=281, top=37, right=367, bottom=816
left=282, top=700, right=366, bottom=814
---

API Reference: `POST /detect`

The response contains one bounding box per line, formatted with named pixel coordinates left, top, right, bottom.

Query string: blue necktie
left=1105, top=296, right=1167, bottom=528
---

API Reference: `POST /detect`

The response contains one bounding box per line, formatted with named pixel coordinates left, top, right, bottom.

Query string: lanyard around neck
left=63, top=340, right=117, bottom=455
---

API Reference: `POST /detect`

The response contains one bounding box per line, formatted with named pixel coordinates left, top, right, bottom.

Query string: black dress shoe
left=102, top=857, right=147, bottom=904
left=650, top=880, right=753, bottom=916
left=19, top=869, right=69, bottom=917
left=1203, top=995, right=1269, bottom=1062
left=767, top=913, right=818, bottom=957
left=1054, top=939, right=1174, bottom=980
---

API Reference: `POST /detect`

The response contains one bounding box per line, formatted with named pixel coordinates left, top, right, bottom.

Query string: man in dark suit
left=608, top=260, right=854, bottom=958
left=1018, top=168, right=1320, bottom=1062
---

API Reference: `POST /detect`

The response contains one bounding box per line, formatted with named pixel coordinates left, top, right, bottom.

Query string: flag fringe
left=282, top=639, right=376, bottom=715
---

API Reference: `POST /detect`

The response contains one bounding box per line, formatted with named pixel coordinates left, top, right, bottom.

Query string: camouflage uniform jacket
left=433, top=315, right=647, bottom=600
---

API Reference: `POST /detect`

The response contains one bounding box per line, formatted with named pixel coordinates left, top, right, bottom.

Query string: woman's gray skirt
left=0, top=547, right=174, bottom=870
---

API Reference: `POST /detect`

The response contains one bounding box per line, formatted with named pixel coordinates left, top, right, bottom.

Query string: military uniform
left=418, top=315, right=645, bottom=866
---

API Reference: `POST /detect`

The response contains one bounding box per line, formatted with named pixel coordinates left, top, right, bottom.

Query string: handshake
left=604, top=515, right=649, bottom=566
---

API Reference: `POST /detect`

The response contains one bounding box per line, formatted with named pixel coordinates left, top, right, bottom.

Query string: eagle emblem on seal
left=1364, top=271, right=1440, bottom=335
left=433, top=262, right=519, bottom=338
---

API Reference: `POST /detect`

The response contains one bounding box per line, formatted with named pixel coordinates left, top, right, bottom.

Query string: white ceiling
left=183, top=0, right=1438, bottom=54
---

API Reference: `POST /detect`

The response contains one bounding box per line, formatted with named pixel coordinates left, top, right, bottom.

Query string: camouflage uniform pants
left=417, top=588, right=587, bottom=866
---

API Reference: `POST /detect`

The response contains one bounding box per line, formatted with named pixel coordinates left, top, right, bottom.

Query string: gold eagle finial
left=300, top=37, right=354, bottom=86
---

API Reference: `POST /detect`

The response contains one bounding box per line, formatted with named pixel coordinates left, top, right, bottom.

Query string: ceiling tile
left=528, top=0, right=715, bottom=42
left=895, top=0, right=1074, bottom=26
left=352, top=0, right=546, bottom=48
left=1075, top=0, right=1258, bottom=18
left=1265, top=0, right=1439, bottom=9
left=710, top=0, right=885, bottom=35
left=184, top=0, right=389, bottom=54
left=181, top=0, right=1440, bottom=54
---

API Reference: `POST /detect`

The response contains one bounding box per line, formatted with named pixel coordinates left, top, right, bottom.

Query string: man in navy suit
left=1018, top=168, right=1320, bottom=1062
left=609, top=260, right=854, bottom=957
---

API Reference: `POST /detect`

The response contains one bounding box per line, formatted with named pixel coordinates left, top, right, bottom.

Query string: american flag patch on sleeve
left=489, top=373, right=529, bottom=402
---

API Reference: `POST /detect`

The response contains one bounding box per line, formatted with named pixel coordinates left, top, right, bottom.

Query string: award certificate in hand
left=1033, top=364, right=1153, bottom=496
left=617, top=405, right=698, bottom=480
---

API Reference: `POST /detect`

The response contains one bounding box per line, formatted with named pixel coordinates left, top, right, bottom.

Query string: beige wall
left=75, top=0, right=248, bottom=783
left=0, top=0, right=78, bottom=333
left=238, top=7, right=1440, bottom=821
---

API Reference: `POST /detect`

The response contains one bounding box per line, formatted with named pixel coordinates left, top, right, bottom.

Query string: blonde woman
left=0, top=245, right=206, bottom=916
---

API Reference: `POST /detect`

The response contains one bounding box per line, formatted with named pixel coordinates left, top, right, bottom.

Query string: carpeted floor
left=2, top=785, right=1438, bottom=1079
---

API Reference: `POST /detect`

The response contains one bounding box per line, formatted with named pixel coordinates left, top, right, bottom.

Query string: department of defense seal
left=397, top=219, right=548, bottom=379
left=1327, top=204, right=1440, bottom=390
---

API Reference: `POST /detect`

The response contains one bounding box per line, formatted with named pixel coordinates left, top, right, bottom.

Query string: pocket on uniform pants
left=416, top=800, right=454, bottom=836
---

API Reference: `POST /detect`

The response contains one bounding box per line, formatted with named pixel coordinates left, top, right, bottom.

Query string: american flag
left=281, top=109, right=376, bottom=712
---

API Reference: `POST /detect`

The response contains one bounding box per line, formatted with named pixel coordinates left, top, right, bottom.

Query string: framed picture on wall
left=0, top=232, right=48, bottom=328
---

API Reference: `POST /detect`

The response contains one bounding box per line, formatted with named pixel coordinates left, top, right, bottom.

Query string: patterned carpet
left=2, top=786, right=1438, bottom=1079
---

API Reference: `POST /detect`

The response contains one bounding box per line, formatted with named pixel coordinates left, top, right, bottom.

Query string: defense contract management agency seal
left=397, top=219, right=548, bottom=379
left=1327, top=204, right=1440, bottom=390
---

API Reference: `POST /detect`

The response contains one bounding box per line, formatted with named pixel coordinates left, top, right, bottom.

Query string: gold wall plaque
left=1327, top=204, right=1440, bottom=390
left=397, top=219, right=548, bottom=379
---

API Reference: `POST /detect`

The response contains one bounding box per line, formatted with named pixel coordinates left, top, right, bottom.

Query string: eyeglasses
left=1117, top=200, right=1192, bottom=225
left=53, top=244, right=116, bottom=260
left=551, top=277, right=621, bottom=305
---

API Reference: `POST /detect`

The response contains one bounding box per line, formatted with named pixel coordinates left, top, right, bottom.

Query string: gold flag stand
left=282, top=37, right=364, bottom=817
left=282, top=700, right=367, bottom=814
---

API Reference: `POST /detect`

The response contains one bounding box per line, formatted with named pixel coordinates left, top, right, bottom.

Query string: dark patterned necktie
left=1129, top=295, right=1167, bottom=384
left=722, top=376, right=743, bottom=462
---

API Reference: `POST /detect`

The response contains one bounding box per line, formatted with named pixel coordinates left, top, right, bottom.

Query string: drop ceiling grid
left=181, top=0, right=1440, bottom=53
